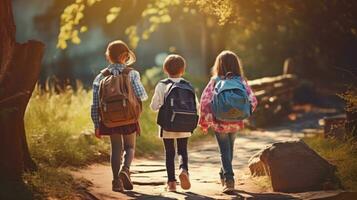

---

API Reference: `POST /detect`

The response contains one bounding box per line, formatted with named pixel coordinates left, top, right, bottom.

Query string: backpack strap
left=179, top=79, right=188, bottom=84
left=159, top=78, right=174, bottom=85
left=159, top=79, right=175, bottom=103
left=122, top=67, right=134, bottom=75
left=100, top=68, right=111, bottom=77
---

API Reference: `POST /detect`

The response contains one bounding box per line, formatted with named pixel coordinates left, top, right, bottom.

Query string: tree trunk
left=0, top=0, right=44, bottom=185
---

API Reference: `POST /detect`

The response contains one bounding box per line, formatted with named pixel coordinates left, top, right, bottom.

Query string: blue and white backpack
left=211, top=74, right=252, bottom=121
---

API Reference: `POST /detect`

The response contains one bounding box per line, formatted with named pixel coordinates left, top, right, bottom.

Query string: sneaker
left=166, top=181, right=177, bottom=192
left=112, top=179, right=123, bottom=192
left=179, top=169, right=191, bottom=190
left=223, top=179, right=235, bottom=194
left=119, top=167, right=133, bottom=190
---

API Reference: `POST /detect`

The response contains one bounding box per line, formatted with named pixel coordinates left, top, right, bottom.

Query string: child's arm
left=243, top=79, right=258, bottom=112
left=150, top=83, right=165, bottom=112
left=91, top=74, right=103, bottom=130
left=129, top=70, right=148, bottom=101
left=198, top=80, right=215, bottom=133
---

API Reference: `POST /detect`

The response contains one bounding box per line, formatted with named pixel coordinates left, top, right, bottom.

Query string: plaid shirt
left=91, top=63, right=148, bottom=129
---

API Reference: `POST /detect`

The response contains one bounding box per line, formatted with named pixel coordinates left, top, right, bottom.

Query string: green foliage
left=58, top=0, right=181, bottom=49
left=186, top=0, right=235, bottom=25
left=136, top=99, right=162, bottom=155
left=339, top=88, right=357, bottom=113
left=141, top=66, right=166, bottom=90
left=127, top=0, right=180, bottom=48
left=304, top=135, right=357, bottom=191
left=25, top=85, right=109, bottom=167
left=57, top=0, right=100, bottom=49
left=57, top=0, right=357, bottom=82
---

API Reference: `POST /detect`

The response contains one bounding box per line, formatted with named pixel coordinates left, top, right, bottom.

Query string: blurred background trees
left=13, top=0, right=357, bottom=90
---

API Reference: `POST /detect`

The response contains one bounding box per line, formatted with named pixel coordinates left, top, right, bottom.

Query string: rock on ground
left=249, top=140, right=340, bottom=193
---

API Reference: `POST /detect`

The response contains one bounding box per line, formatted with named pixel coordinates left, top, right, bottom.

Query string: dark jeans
left=215, top=132, right=237, bottom=181
left=163, top=138, right=189, bottom=182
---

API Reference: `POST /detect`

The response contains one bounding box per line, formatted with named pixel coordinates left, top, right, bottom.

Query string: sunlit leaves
left=87, top=0, right=101, bottom=6
left=57, top=0, right=101, bottom=49
left=128, top=0, right=180, bottom=48
left=106, top=7, right=121, bottom=24
left=80, top=26, right=88, bottom=33
left=125, top=26, right=140, bottom=49
left=72, top=30, right=81, bottom=44
left=58, top=0, right=181, bottom=49
left=186, top=0, right=235, bottom=25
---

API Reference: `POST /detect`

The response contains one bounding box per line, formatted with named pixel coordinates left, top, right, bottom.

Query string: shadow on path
left=233, top=189, right=298, bottom=200
left=124, top=191, right=176, bottom=200
left=174, top=191, right=216, bottom=200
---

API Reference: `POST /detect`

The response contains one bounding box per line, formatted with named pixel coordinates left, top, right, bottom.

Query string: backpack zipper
left=170, top=111, right=197, bottom=122
left=103, top=103, right=107, bottom=112
left=170, top=98, right=174, bottom=107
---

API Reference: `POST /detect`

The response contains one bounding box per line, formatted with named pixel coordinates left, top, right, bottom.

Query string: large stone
left=248, top=149, right=267, bottom=176
left=248, top=140, right=340, bottom=193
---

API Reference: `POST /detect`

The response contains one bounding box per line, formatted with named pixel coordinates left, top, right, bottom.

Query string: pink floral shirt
left=199, top=77, right=258, bottom=134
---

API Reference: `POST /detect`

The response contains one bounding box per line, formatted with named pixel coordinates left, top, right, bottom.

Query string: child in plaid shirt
left=91, top=40, right=147, bottom=192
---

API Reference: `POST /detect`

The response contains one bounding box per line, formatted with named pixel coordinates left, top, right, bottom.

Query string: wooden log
left=248, top=74, right=297, bottom=91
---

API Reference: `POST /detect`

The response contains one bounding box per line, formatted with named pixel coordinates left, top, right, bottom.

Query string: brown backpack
left=99, top=67, right=142, bottom=127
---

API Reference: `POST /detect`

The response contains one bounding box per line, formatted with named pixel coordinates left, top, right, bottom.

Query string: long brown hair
left=105, top=40, right=136, bottom=65
left=211, top=50, right=244, bottom=78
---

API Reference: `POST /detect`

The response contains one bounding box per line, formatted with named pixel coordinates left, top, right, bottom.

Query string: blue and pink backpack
left=211, top=74, right=252, bottom=121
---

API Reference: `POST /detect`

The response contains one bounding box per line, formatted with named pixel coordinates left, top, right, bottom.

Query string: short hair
left=163, top=54, right=186, bottom=76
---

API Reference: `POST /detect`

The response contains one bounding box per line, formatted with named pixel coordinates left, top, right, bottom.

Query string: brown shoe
left=119, top=167, right=133, bottom=190
left=223, top=179, right=235, bottom=194
left=166, top=181, right=177, bottom=192
left=179, top=169, right=191, bottom=190
left=112, top=179, right=124, bottom=192
left=220, top=178, right=225, bottom=187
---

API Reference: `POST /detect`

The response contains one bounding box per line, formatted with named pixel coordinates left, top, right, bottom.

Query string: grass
left=25, top=85, right=109, bottom=167
left=23, top=167, right=81, bottom=200
left=303, top=135, right=357, bottom=191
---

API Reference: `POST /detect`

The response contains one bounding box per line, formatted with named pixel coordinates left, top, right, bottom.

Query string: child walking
left=150, top=55, right=198, bottom=192
left=91, top=40, right=148, bottom=192
left=199, top=50, right=258, bottom=193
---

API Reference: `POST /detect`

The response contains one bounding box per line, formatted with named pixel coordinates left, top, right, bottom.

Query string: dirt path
left=73, top=129, right=328, bottom=199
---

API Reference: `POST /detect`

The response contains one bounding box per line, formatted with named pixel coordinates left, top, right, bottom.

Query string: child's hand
left=95, top=129, right=102, bottom=139
left=200, top=127, right=208, bottom=134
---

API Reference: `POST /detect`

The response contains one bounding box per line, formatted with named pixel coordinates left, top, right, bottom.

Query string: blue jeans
left=215, top=132, right=237, bottom=181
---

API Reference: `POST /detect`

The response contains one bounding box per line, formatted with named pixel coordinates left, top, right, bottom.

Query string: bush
left=23, top=167, right=80, bottom=200
left=25, top=85, right=109, bottom=167
left=339, top=88, right=357, bottom=136
left=304, top=135, right=357, bottom=191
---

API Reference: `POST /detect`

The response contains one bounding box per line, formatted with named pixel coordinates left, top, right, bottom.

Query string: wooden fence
left=248, top=72, right=298, bottom=126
